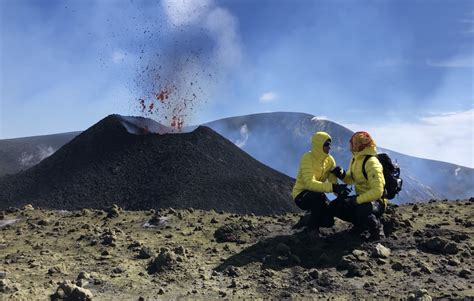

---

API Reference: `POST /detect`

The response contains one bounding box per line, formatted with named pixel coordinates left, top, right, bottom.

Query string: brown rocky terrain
left=1, top=199, right=472, bottom=300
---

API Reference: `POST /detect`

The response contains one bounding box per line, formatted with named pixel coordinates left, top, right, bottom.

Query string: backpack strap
left=362, top=155, right=374, bottom=180
left=350, top=158, right=355, bottom=180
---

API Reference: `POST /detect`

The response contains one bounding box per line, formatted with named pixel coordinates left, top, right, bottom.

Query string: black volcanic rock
left=0, top=115, right=297, bottom=215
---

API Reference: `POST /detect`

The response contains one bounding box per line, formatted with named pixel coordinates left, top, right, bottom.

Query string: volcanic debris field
left=0, top=199, right=473, bottom=300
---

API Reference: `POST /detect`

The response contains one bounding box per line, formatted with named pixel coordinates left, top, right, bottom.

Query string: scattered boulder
left=223, top=265, right=241, bottom=278
left=408, top=288, right=432, bottom=301
left=458, top=268, right=471, bottom=279
left=48, top=266, right=62, bottom=276
left=391, top=262, right=404, bottom=271
left=308, top=269, right=321, bottom=280
left=276, top=243, right=291, bottom=255
left=317, top=272, right=332, bottom=287
left=137, top=247, right=154, bottom=259
left=144, top=214, right=169, bottom=228
left=352, top=249, right=369, bottom=262
left=147, top=248, right=178, bottom=274
left=112, top=267, right=125, bottom=274
left=173, top=246, right=188, bottom=257
left=421, top=237, right=459, bottom=254
left=5, top=207, right=19, bottom=213
left=373, top=243, right=391, bottom=258
left=22, top=204, right=34, bottom=211
left=106, top=204, right=121, bottom=219
left=127, top=241, right=142, bottom=250
left=418, top=262, right=433, bottom=274
left=100, top=229, right=118, bottom=246
left=448, top=258, right=460, bottom=266
left=337, top=255, right=356, bottom=271
left=37, top=219, right=51, bottom=226
left=76, top=271, right=91, bottom=288
left=50, top=280, right=93, bottom=301
left=0, top=279, right=19, bottom=294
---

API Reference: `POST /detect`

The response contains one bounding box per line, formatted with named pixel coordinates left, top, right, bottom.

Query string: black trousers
left=330, top=198, right=385, bottom=229
left=294, top=190, right=334, bottom=230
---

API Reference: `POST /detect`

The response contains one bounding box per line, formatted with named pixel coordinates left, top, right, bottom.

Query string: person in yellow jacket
left=292, top=131, right=350, bottom=238
left=330, top=131, right=386, bottom=240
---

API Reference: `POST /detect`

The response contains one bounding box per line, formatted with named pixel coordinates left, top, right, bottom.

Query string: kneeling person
left=331, top=131, right=387, bottom=240
left=292, top=131, right=350, bottom=237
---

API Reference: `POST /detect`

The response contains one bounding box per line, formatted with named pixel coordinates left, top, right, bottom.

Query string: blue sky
left=1, top=0, right=473, bottom=167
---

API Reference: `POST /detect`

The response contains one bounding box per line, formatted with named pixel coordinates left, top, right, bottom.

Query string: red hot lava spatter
left=137, top=87, right=188, bottom=131
left=155, top=90, right=171, bottom=103
left=170, top=116, right=185, bottom=130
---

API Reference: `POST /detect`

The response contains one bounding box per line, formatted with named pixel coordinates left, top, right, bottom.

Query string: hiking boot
left=292, top=213, right=311, bottom=229
left=319, top=215, right=335, bottom=228
left=348, top=225, right=364, bottom=235
left=367, top=214, right=385, bottom=241
left=308, top=228, right=321, bottom=241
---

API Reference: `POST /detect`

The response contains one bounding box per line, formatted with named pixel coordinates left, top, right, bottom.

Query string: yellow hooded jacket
left=342, top=145, right=387, bottom=207
left=292, top=132, right=338, bottom=199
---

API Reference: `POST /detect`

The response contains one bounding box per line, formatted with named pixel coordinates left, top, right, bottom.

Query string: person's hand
left=331, top=166, right=346, bottom=180
left=343, top=195, right=358, bottom=208
left=332, top=184, right=351, bottom=196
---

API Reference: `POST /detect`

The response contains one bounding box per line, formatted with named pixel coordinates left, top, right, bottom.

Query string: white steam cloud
left=235, top=124, right=249, bottom=148
left=19, top=153, right=35, bottom=167
left=162, top=0, right=242, bottom=68
left=454, top=167, right=461, bottom=176
left=18, top=145, right=55, bottom=168
left=38, top=145, right=55, bottom=160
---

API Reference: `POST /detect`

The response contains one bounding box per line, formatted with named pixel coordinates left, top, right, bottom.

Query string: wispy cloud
left=374, top=58, right=411, bottom=68
left=460, top=17, right=474, bottom=34
left=259, top=92, right=277, bottom=103
left=427, top=55, right=474, bottom=68
left=341, top=109, right=474, bottom=168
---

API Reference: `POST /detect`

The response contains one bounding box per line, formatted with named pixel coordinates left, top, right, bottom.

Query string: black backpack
left=362, top=153, right=403, bottom=200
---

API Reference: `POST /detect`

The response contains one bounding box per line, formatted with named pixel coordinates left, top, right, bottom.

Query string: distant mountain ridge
left=204, top=112, right=473, bottom=203
left=0, top=132, right=81, bottom=176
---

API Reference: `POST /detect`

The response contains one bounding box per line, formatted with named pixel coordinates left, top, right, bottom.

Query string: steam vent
left=0, top=115, right=297, bottom=215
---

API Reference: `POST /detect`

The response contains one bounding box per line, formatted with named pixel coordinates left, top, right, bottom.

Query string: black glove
left=343, top=195, right=358, bottom=208
left=332, top=184, right=351, bottom=196
left=331, top=166, right=346, bottom=180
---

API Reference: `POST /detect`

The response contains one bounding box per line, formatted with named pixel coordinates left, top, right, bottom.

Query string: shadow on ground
left=216, top=228, right=365, bottom=272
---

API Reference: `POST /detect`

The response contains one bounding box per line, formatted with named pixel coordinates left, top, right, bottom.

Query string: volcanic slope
left=0, top=115, right=297, bottom=214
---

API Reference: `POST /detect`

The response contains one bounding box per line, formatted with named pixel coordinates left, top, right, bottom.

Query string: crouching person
left=292, top=131, right=350, bottom=239
left=330, top=131, right=387, bottom=240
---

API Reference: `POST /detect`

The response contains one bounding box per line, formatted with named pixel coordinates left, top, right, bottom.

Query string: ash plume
left=133, top=0, right=242, bottom=130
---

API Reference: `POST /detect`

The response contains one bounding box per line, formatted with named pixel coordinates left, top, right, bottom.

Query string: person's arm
left=342, top=160, right=355, bottom=185
left=356, top=157, right=385, bottom=203
left=300, top=154, right=333, bottom=193
left=328, top=156, right=338, bottom=184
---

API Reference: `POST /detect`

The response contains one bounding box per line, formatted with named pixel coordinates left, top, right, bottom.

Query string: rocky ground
left=1, top=199, right=473, bottom=300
